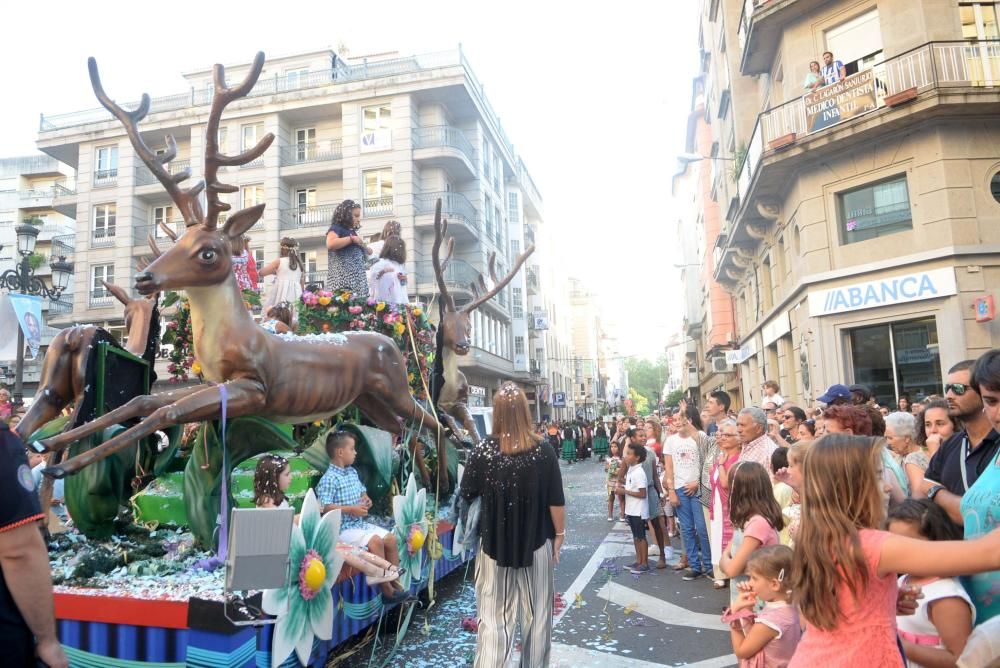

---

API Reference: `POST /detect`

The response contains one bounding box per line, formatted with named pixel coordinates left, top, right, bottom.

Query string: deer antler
left=461, top=244, right=536, bottom=314
left=431, top=199, right=456, bottom=311
left=204, top=52, right=275, bottom=231
left=88, top=58, right=204, bottom=227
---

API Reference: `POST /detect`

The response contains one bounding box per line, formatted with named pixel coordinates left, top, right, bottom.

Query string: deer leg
left=38, top=384, right=207, bottom=453
left=448, top=403, right=481, bottom=443
left=354, top=395, right=432, bottom=488
left=387, top=394, right=450, bottom=488
left=45, top=379, right=266, bottom=479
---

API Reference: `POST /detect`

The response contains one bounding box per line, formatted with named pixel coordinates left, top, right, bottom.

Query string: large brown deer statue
left=431, top=201, right=534, bottom=440
left=40, top=53, right=450, bottom=489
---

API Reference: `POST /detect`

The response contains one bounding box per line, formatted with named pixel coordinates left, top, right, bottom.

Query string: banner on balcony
left=0, top=293, right=43, bottom=362
left=804, top=69, right=881, bottom=134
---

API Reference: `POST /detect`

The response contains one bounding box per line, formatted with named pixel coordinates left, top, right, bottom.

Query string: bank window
left=961, top=3, right=1000, bottom=40
left=849, top=317, right=942, bottom=406
left=838, top=176, right=912, bottom=244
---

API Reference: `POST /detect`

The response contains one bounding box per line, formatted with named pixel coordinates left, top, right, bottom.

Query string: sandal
left=713, top=579, right=729, bottom=590
left=672, top=560, right=689, bottom=572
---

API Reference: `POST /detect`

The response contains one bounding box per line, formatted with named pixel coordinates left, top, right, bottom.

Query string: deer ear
left=222, top=203, right=265, bottom=240
left=103, top=281, right=131, bottom=306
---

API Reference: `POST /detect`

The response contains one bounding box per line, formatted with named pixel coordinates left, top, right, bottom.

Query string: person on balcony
left=821, top=51, right=847, bottom=86
left=367, top=235, right=409, bottom=306
left=260, top=237, right=304, bottom=321
left=325, top=199, right=371, bottom=299
left=804, top=60, right=823, bottom=91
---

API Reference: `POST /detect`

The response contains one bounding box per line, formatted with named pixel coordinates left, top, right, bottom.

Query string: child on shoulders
left=316, top=431, right=409, bottom=603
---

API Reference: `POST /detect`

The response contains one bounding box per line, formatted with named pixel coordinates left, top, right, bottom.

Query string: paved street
left=356, top=458, right=735, bottom=667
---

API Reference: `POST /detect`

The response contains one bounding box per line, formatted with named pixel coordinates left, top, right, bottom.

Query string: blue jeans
left=674, top=489, right=712, bottom=573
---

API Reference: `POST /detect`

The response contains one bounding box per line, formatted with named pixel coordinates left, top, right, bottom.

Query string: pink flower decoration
left=297, top=549, right=323, bottom=601
left=348, top=305, right=363, bottom=315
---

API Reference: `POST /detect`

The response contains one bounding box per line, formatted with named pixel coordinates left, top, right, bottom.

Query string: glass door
left=849, top=317, right=943, bottom=406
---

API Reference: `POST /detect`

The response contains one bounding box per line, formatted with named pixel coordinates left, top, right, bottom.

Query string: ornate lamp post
left=0, top=222, right=73, bottom=404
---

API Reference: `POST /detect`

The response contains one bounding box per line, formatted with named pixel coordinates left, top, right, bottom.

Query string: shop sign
left=804, top=69, right=880, bottom=134
left=808, top=268, right=957, bottom=317
left=552, top=392, right=566, bottom=407
left=975, top=295, right=996, bottom=323
left=725, top=339, right=757, bottom=365
left=761, top=311, right=791, bottom=347
left=468, top=385, right=487, bottom=397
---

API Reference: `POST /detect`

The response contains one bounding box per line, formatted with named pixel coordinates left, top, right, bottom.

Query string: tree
left=628, top=387, right=649, bottom=415
left=665, top=388, right=685, bottom=408
left=625, top=355, right=669, bottom=409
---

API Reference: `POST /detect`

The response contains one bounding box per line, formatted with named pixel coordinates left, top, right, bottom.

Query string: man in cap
left=817, top=384, right=852, bottom=406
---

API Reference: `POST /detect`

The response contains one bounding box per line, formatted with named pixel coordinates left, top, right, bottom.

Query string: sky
left=0, top=0, right=700, bottom=359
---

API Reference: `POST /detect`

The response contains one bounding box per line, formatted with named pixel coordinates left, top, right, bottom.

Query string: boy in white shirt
left=619, top=441, right=650, bottom=574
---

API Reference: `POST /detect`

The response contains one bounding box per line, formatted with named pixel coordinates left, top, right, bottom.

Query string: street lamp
left=0, top=222, right=74, bottom=404
left=676, top=152, right=740, bottom=164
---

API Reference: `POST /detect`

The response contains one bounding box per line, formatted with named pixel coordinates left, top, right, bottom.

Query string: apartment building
left=672, top=80, right=741, bottom=408
left=568, top=278, right=604, bottom=419
left=0, top=155, right=76, bottom=393
left=33, top=47, right=563, bottom=404
left=697, top=0, right=1000, bottom=408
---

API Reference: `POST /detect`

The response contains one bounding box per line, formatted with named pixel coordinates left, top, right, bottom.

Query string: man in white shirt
left=664, top=407, right=713, bottom=580
left=821, top=51, right=847, bottom=85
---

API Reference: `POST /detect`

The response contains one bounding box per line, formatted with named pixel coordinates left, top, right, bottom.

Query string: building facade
left=696, top=0, right=1000, bottom=409
left=0, top=155, right=76, bottom=393
left=34, top=47, right=566, bottom=404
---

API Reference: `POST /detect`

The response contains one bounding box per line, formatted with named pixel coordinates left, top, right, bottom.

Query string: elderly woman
left=884, top=411, right=929, bottom=498
left=708, top=418, right=741, bottom=589
left=461, top=383, right=565, bottom=667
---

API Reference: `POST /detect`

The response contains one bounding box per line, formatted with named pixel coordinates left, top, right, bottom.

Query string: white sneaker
left=607, top=516, right=614, bottom=521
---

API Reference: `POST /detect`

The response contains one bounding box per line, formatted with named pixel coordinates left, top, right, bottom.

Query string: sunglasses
left=945, top=383, right=970, bottom=396
left=782, top=414, right=795, bottom=420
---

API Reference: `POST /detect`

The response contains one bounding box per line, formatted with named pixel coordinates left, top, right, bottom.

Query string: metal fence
left=279, top=140, right=344, bottom=166
left=412, top=126, right=476, bottom=167
left=135, top=160, right=190, bottom=186
left=280, top=204, right=336, bottom=230
left=414, top=191, right=478, bottom=230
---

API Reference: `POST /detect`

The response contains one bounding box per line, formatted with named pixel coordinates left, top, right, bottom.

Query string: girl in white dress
left=261, top=237, right=304, bottom=319
left=367, top=235, right=409, bottom=305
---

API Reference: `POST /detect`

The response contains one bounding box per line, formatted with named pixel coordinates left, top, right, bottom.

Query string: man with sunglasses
left=921, top=360, right=1000, bottom=525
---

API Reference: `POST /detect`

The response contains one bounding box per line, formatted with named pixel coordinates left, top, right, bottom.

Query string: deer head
left=87, top=53, right=274, bottom=296
left=431, top=199, right=535, bottom=356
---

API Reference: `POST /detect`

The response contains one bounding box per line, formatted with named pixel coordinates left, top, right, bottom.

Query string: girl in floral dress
left=788, top=434, right=1000, bottom=667
left=605, top=441, right=624, bottom=521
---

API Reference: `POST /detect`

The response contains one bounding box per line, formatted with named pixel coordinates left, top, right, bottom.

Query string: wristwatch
left=926, top=484, right=944, bottom=501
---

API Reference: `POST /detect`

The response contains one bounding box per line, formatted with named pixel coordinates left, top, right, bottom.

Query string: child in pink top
left=721, top=461, right=783, bottom=605
left=725, top=545, right=801, bottom=667
left=788, top=434, right=1000, bottom=668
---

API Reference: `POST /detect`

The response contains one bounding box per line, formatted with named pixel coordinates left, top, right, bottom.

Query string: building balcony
left=738, top=0, right=827, bottom=75
left=523, top=224, right=536, bottom=246
left=414, top=191, right=480, bottom=239
left=89, top=289, right=115, bottom=309
left=132, top=220, right=187, bottom=253
left=135, top=160, right=190, bottom=187
left=47, top=297, right=74, bottom=316
left=362, top=195, right=394, bottom=219
left=459, top=345, right=514, bottom=376
left=724, top=40, right=1000, bottom=270
left=415, top=258, right=480, bottom=296
left=412, top=126, right=476, bottom=180
left=518, top=163, right=543, bottom=219
left=93, top=168, right=118, bottom=188
left=279, top=204, right=336, bottom=232
left=19, top=183, right=77, bottom=217
left=279, top=141, right=344, bottom=183
left=526, top=266, right=540, bottom=296
left=91, top=229, right=117, bottom=248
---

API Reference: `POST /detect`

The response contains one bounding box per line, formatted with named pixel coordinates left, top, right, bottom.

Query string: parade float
left=19, top=50, right=527, bottom=668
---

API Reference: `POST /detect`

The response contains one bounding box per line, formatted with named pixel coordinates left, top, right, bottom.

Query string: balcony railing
left=135, top=160, right=190, bottom=186
left=736, top=40, right=1000, bottom=205
left=48, top=298, right=73, bottom=315
left=133, top=220, right=186, bottom=245
left=51, top=234, right=75, bottom=258
left=19, top=183, right=76, bottom=202
left=279, top=140, right=343, bottom=166
left=362, top=195, right=393, bottom=218
left=91, top=229, right=116, bottom=247
left=93, top=168, right=118, bottom=187
left=412, top=126, right=476, bottom=168
left=280, top=204, right=336, bottom=230
left=89, top=291, right=115, bottom=308
left=303, top=271, right=326, bottom=288
left=523, top=224, right=535, bottom=246
left=416, top=258, right=480, bottom=290
left=240, top=156, right=265, bottom=170
left=414, top=191, right=478, bottom=230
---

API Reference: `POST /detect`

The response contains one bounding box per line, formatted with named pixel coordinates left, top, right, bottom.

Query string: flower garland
left=296, top=290, right=436, bottom=398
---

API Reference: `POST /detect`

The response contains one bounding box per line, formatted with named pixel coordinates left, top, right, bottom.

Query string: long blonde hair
left=792, top=434, right=886, bottom=630
left=491, top=382, right=541, bottom=455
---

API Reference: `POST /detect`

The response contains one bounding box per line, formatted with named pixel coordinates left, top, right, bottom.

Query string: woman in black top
left=461, top=383, right=566, bottom=667
left=325, top=199, right=371, bottom=297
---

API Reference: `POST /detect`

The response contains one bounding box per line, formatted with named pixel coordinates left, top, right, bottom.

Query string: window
left=361, top=104, right=391, bottom=151
left=94, top=145, right=118, bottom=185
left=295, top=128, right=316, bottom=161
left=849, top=318, right=942, bottom=406
left=495, top=205, right=504, bottom=247
left=513, top=287, right=524, bottom=319
left=284, top=67, right=310, bottom=89
left=294, top=188, right=319, bottom=225
left=825, top=9, right=883, bottom=77
left=962, top=3, right=1000, bottom=39
left=152, top=205, right=175, bottom=238
left=484, top=194, right=493, bottom=236
left=511, top=240, right=521, bottom=256
left=507, top=192, right=520, bottom=223
left=363, top=168, right=393, bottom=216
left=299, top=250, right=318, bottom=277
left=217, top=127, right=228, bottom=151
left=242, top=184, right=264, bottom=208
left=93, top=203, right=116, bottom=243
left=515, top=336, right=525, bottom=356
left=991, top=171, right=1000, bottom=204
left=838, top=176, right=912, bottom=244
left=242, top=123, right=265, bottom=166
left=91, top=264, right=114, bottom=301
left=483, top=140, right=492, bottom=182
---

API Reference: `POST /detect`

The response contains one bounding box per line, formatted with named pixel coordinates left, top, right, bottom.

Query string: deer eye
left=199, top=249, right=218, bottom=263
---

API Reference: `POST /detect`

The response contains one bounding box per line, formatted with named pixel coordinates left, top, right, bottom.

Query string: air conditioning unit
left=710, top=356, right=732, bottom=374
